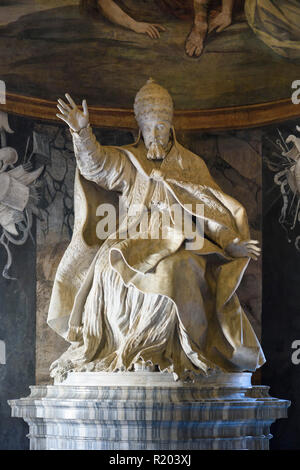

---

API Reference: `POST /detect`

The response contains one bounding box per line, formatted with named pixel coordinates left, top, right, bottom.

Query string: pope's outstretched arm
left=56, top=94, right=134, bottom=193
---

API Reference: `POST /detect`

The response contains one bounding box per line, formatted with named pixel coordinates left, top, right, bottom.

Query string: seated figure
left=245, top=0, right=300, bottom=59
left=80, top=0, right=241, bottom=57
left=49, top=78, right=264, bottom=382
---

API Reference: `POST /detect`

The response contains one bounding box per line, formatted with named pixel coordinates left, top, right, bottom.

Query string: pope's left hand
left=225, top=238, right=261, bottom=260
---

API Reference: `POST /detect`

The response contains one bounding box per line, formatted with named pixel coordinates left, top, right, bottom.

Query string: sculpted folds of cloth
left=48, top=79, right=265, bottom=382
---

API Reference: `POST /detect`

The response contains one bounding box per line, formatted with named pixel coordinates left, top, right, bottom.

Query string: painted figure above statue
left=80, top=0, right=244, bottom=57
left=245, top=0, right=300, bottom=60
left=1, top=0, right=300, bottom=129
left=48, top=79, right=264, bottom=383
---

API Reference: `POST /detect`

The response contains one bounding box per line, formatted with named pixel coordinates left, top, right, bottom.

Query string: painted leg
left=185, top=0, right=209, bottom=57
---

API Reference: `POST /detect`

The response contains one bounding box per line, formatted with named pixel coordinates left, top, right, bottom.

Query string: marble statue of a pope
left=48, top=79, right=265, bottom=382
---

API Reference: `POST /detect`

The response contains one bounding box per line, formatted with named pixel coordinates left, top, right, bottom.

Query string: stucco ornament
left=49, top=79, right=264, bottom=383
left=266, top=126, right=300, bottom=251
left=0, top=112, right=43, bottom=278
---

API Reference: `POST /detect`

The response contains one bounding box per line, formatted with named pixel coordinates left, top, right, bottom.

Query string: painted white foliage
left=267, top=127, right=300, bottom=251
left=0, top=113, right=44, bottom=278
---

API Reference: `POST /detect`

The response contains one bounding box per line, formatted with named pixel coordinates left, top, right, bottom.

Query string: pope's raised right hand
left=56, top=94, right=89, bottom=132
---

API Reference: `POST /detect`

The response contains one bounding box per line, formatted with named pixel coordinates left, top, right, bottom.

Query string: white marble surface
left=9, top=372, right=290, bottom=450
left=60, top=371, right=253, bottom=388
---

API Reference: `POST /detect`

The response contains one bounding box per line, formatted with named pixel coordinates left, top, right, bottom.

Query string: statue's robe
left=48, top=127, right=265, bottom=378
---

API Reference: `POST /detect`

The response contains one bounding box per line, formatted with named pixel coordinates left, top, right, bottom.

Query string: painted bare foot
left=185, top=25, right=207, bottom=57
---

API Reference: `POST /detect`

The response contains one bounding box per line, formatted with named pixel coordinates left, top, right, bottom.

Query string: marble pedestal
left=9, top=372, right=290, bottom=450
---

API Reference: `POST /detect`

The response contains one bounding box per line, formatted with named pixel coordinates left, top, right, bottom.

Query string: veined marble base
left=9, top=372, right=290, bottom=450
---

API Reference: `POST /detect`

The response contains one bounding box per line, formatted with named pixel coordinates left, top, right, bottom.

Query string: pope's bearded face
left=140, top=118, right=172, bottom=160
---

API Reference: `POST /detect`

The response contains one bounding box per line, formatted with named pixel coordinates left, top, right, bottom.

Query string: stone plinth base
left=9, top=372, right=290, bottom=450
